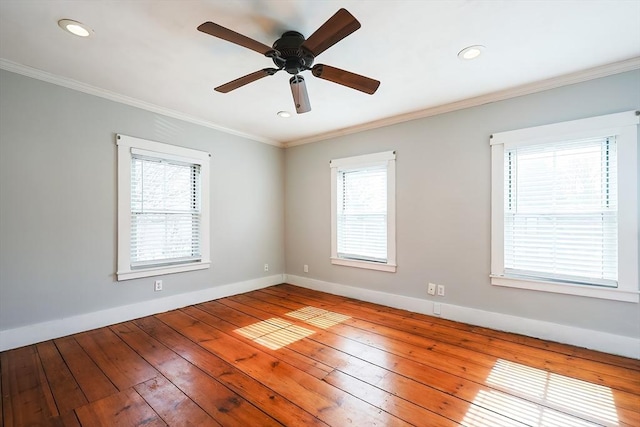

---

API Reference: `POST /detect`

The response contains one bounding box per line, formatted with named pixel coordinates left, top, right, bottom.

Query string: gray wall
left=284, top=70, right=640, bottom=339
left=1, top=67, right=638, bottom=340
left=0, top=70, right=285, bottom=331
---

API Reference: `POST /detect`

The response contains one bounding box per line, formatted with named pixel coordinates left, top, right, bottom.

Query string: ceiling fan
left=197, top=8, right=380, bottom=114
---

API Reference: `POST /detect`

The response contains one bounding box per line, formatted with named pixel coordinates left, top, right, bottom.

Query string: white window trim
left=330, top=151, right=397, bottom=273
left=116, top=134, right=211, bottom=281
left=490, top=111, right=639, bottom=302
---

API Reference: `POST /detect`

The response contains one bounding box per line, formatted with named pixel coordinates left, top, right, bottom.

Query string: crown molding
left=284, top=57, right=640, bottom=148
left=3, top=57, right=638, bottom=150
left=0, top=59, right=282, bottom=148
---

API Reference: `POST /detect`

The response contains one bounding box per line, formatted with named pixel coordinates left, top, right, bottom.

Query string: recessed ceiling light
left=277, top=111, right=292, bottom=118
left=58, top=19, right=92, bottom=37
left=458, top=45, right=485, bottom=60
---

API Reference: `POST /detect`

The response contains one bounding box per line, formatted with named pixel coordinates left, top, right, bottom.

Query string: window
left=491, top=111, right=638, bottom=302
left=117, top=134, right=210, bottom=280
left=330, top=151, right=396, bottom=272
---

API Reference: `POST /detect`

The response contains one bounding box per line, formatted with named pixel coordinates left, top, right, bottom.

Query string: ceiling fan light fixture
left=458, top=45, right=485, bottom=60
left=58, top=19, right=92, bottom=37
left=277, top=111, right=292, bottom=118
left=290, top=75, right=311, bottom=114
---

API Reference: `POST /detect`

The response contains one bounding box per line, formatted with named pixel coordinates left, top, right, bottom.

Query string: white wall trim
left=1, top=271, right=637, bottom=358
left=284, top=274, right=640, bottom=359
left=0, top=274, right=284, bottom=352
left=283, top=57, right=640, bottom=148
left=0, top=59, right=280, bottom=148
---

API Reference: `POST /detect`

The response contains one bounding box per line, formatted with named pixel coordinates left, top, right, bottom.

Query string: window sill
left=117, top=261, right=211, bottom=281
left=331, top=257, right=396, bottom=273
left=490, top=275, right=639, bottom=303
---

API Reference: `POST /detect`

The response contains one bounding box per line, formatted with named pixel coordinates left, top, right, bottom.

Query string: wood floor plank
left=54, top=336, right=118, bottom=402
left=361, top=306, right=632, bottom=377
left=223, top=292, right=640, bottom=426
left=195, top=300, right=333, bottom=378
left=264, top=288, right=638, bottom=425
left=58, top=411, right=81, bottom=427
left=323, top=370, right=461, bottom=427
left=74, top=388, right=166, bottom=427
left=135, top=376, right=222, bottom=427
left=159, top=308, right=411, bottom=426
left=458, top=322, right=640, bottom=372
left=2, top=284, right=638, bottom=427
left=110, top=321, right=284, bottom=427
left=232, top=292, right=494, bottom=383
left=328, top=295, right=640, bottom=381
left=36, top=412, right=81, bottom=427
left=340, top=316, right=639, bottom=394
left=204, top=300, right=594, bottom=427
left=36, top=341, right=88, bottom=414
left=207, top=298, right=528, bottom=426
left=254, top=287, right=640, bottom=394
left=278, top=284, right=640, bottom=372
left=0, top=346, right=61, bottom=427
left=130, top=317, right=328, bottom=427
left=74, top=328, right=159, bottom=391
left=219, top=296, right=541, bottom=426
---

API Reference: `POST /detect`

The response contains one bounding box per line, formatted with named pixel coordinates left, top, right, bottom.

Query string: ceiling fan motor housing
left=272, top=31, right=315, bottom=74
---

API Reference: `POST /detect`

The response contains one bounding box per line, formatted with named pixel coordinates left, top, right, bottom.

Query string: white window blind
left=130, top=154, right=201, bottom=268
left=337, top=165, right=387, bottom=263
left=504, top=136, right=618, bottom=286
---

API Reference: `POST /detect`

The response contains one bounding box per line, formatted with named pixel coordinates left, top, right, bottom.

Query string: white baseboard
left=0, top=274, right=283, bottom=352
left=284, top=274, right=640, bottom=359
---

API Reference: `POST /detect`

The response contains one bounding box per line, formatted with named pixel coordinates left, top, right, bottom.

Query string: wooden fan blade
left=215, top=68, right=278, bottom=93
left=198, top=22, right=273, bottom=55
left=301, top=9, right=360, bottom=57
left=312, top=64, right=380, bottom=94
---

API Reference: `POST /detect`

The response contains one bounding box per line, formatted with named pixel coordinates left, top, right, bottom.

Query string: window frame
left=490, top=111, right=639, bottom=302
left=330, top=151, right=397, bottom=273
left=116, top=134, right=211, bottom=281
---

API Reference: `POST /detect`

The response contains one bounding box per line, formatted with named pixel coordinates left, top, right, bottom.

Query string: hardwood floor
left=2, top=284, right=639, bottom=426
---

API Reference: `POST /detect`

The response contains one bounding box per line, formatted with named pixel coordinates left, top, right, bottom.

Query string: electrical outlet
left=433, top=303, right=441, bottom=315
left=437, top=284, right=445, bottom=296
left=154, top=280, right=163, bottom=292
left=264, top=263, right=269, bottom=272
left=427, top=282, right=436, bottom=295
left=303, top=264, right=309, bottom=273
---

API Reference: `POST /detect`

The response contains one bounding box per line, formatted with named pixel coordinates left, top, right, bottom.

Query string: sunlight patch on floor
left=234, top=318, right=290, bottom=340
left=255, top=324, right=315, bottom=350
left=285, top=306, right=351, bottom=328
left=285, top=306, right=330, bottom=321
left=462, top=359, right=618, bottom=427
left=234, top=318, right=315, bottom=350
left=233, top=306, right=350, bottom=350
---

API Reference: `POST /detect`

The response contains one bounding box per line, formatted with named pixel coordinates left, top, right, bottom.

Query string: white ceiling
left=1, top=1, right=639, bottom=146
